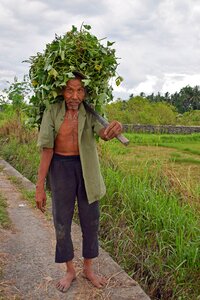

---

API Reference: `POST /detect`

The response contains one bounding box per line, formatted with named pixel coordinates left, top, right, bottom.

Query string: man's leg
left=55, top=260, right=76, bottom=292
left=83, top=258, right=107, bottom=288
left=49, top=155, right=79, bottom=292
left=76, top=164, right=107, bottom=288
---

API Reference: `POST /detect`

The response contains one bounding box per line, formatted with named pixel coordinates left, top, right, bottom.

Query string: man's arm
left=35, top=148, right=53, bottom=212
left=99, top=120, right=123, bottom=141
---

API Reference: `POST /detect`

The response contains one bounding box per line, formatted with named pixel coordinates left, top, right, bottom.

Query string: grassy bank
left=100, top=161, right=199, bottom=299
left=0, top=121, right=199, bottom=299
left=0, top=193, right=11, bottom=229
left=0, top=192, right=12, bottom=289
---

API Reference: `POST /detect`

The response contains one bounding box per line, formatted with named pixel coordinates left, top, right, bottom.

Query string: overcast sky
left=1, top=0, right=200, bottom=100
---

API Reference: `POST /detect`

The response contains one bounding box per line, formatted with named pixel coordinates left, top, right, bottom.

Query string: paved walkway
left=0, top=159, right=150, bottom=300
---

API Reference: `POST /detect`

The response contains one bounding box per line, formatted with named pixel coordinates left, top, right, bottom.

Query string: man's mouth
left=66, top=101, right=80, bottom=110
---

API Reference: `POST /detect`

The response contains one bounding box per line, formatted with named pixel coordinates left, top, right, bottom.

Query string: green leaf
left=82, top=79, right=91, bottom=86
left=41, top=85, right=49, bottom=91
left=48, top=68, right=58, bottom=78
left=69, top=66, right=76, bottom=71
left=44, top=64, right=52, bottom=71
left=107, top=41, right=115, bottom=47
left=44, top=99, right=50, bottom=108
left=80, top=62, right=87, bottom=68
left=97, top=93, right=108, bottom=104
left=35, top=115, right=41, bottom=121
left=60, top=51, right=65, bottom=60
left=71, top=25, right=77, bottom=32
left=52, top=90, right=58, bottom=98
left=83, top=24, right=91, bottom=30
left=115, top=76, right=123, bottom=86
left=66, top=72, right=75, bottom=78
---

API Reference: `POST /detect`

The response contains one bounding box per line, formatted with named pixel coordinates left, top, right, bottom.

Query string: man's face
left=63, top=78, right=85, bottom=110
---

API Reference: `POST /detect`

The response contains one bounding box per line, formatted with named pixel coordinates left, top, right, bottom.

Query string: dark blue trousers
left=49, top=154, right=100, bottom=263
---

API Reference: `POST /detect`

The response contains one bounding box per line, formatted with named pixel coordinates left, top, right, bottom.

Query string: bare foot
left=56, top=271, right=76, bottom=293
left=83, top=269, right=107, bottom=288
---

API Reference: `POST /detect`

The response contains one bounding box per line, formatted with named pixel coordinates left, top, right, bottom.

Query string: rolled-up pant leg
left=75, top=162, right=100, bottom=259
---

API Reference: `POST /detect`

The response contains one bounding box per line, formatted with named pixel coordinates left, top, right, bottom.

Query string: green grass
left=125, top=132, right=200, bottom=144
left=169, top=156, right=200, bottom=164
left=125, top=133, right=200, bottom=155
left=0, top=132, right=200, bottom=299
left=0, top=138, right=40, bottom=183
left=100, top=159, right=200, bottom=299
left=160, top=143, right=200, bottom=155
left=0, top=193, right=11, bottom=229
left=99, top=134, right=200, bottom=299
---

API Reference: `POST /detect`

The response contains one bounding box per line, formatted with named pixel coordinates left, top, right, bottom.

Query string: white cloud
left=0, top=0, right=200, bottom=101
left=161, top=73, right=200, bottom=94
left=130, top=75, right=158, bottom=95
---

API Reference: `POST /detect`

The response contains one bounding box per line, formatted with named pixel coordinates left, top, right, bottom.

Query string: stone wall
left=123, top=124, right=200, bottom=134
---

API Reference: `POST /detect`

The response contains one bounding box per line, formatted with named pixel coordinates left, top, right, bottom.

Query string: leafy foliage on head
left=26, top=24, right=123, bottom=126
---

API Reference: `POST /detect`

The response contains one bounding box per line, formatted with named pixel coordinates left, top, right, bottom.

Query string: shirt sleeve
left=91, top=115, right=105, bottom=136
left=37, top=108, right=55, bottom=150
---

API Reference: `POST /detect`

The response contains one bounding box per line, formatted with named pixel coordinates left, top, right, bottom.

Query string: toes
left=56, top=282, right=60, bottom=288
left=57, top=284, right=66, bottom=293
left=56, top=283, right=63, bottom=291
left=95, top=283, right=101, bottom=288
left=95, top=278, right=106, bottom=288
left=62, top=287, right=69, bottom=293
left=56, top=281, right=65, bottom=292
left=99, top=276, right=107, bottom=285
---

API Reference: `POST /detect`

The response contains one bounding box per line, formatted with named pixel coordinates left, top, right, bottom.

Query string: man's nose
left=72, top=91, right=79, bottom=99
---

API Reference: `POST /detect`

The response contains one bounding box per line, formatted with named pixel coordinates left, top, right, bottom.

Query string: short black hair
left=73, top=71, right=85, bottom=80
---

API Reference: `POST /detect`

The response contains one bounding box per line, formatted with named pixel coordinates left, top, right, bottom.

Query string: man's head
left=63, top=76, right=86, bottom=110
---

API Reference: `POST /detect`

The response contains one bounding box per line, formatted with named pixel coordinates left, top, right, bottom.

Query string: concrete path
left=0, top=159, right=150, bottom=300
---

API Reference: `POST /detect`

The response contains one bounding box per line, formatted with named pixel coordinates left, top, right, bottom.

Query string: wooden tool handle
left=84, top=102, right=130, bottom=146
left=116, top=134, right=129, bottom=146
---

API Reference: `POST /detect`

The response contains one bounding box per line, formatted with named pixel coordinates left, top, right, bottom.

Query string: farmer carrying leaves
left=30, top=24, right=123, bottom=292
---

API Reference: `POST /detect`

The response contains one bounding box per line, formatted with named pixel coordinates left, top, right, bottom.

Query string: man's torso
left=54, top=110, right=79, bottom=155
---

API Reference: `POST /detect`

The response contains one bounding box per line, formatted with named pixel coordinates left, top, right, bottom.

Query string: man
left=35, top=75, right=122, bottom=292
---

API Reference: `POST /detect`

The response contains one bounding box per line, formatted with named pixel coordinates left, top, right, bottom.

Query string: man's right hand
left=35, top=148, right=53, bottom=213
left=35, top=186, right=47, bottom=213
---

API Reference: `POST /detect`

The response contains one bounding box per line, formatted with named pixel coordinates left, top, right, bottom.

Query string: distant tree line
left=106, top=85, right=200, bottom=126
left=142, top=85, right=200, bottom=113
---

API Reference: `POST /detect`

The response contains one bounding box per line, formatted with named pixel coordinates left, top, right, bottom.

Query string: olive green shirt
left=37, top=101, right=106, bottom=203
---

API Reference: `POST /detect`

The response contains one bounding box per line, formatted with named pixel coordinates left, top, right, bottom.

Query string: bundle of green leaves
left=27, top=24, right=123, bottom=126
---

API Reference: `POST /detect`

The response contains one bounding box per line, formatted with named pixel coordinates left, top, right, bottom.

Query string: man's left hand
left=103, top=121, right=123, bottom=140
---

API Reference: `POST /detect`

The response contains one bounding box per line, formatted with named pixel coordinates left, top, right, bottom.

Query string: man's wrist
left=36, top=183, right=45, bottom=189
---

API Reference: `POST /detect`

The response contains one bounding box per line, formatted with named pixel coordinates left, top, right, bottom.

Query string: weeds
left=99, top=136, right=200, bottom=299
left=100, top=161, right=200, bottom=299
left=0, top=193, right=11, bottom=229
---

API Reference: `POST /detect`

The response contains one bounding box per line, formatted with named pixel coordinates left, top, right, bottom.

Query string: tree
left=178, top=110, right=200, bottom=125
left=105, top=96, right=178, bottom=125
left=0, top=92, right=7, bottom=111
left=152, top=102, right=177, bottom=125
left=3, top=75, right=32, bottom=125
left=170, top=85, right=200, bottom=113
left=189, top=86, right=200, bottom=110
